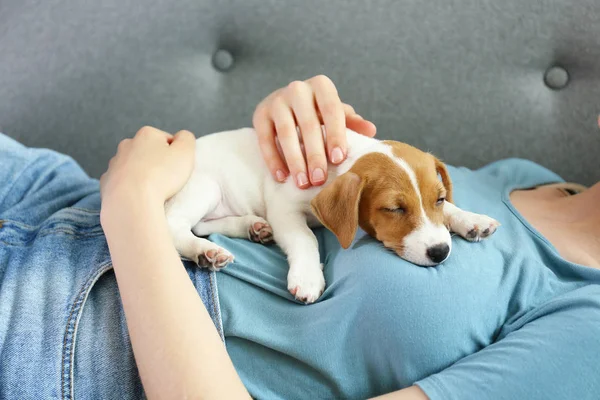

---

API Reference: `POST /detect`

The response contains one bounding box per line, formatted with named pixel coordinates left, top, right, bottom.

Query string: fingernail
left=275, top=170, right=286, bottom=182
left=296, top=172, right=309, bottom=187
left=355, top=114, right=364, bottom=120
left=312, top=167, right=325, bottom=183
left=331, top=147, right=344, bottom=164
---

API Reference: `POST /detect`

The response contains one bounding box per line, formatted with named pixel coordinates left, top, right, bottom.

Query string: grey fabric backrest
left=1, top=0, right=599, bottom=184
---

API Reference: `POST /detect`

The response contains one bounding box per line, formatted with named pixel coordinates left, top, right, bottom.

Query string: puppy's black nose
left=426, top=243, right=450, bottom=264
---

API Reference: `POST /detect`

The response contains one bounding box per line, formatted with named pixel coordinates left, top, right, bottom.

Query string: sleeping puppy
left=165, top=128, right=499, bottom=303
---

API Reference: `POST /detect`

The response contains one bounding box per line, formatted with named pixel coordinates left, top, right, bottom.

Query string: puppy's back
left=194, top=128, right=272, bottom=216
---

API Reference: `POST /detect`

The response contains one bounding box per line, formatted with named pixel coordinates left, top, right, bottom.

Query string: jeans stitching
left=38, top=229, right=104, bottom=238
left=0, top=210, right=101, bottom=231
left=0, top=221, right=101, bottom=231
left=59, top=262, right=221, bottom=399
left=208, top=271, right=225, bottom=341
left=64, top=207, right=100, bottom=214
left=61, top=261, right=113, bottom=400
left=1, top=230, right=106, bottom=246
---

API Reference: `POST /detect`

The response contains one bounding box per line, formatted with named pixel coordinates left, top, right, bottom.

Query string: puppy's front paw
left=197, top=246, right=234, bottom=271
left=287, top=264, right=326, bottom=304
left=248, top=219, right=274, bottom=244
left=451, top=212, right=500, bottom=242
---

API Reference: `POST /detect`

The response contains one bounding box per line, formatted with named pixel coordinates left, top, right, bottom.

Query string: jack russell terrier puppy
left=165, top=128, right=500, bottom=303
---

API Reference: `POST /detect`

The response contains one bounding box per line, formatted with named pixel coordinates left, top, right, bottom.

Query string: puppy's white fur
left=165, top=128, right=498, bottom=303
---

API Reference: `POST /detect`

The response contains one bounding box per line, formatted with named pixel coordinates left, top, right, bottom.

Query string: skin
left=510, top=180, right=600, bottom=269
left=253, top=74, right=377, bottom=188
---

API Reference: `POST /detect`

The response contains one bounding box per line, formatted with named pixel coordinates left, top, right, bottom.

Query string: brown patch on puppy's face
left=383, top=140, right=451, bottom=223
left=311, top=141, right=453, bottom=266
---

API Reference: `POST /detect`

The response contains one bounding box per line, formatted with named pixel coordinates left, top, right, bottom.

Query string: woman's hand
left=100, top=126, right=196, bottom=224
left=253, top=75, right=377, bottom=189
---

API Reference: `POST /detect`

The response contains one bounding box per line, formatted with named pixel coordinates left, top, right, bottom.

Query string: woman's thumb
left=170, top=130, right=196, bottom=154
left=346, top=115, right=377, bottom=138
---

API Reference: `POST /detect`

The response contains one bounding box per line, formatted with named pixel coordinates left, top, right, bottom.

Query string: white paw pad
left=452, top=212, right=500, bottom=242
left=287, top=264, right=326, bottom=304
left=197, top=246, right=234, bottom=271
left=248, top=219, right=274, bottom=244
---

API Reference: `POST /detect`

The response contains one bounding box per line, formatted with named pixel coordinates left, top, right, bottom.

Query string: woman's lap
left=0, top=133, right=220, bottom=399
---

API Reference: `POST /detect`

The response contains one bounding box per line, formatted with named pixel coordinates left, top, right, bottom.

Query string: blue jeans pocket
left=0, top=214, right=222, bottom=400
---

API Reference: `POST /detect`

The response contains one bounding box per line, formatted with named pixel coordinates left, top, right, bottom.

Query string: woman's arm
left=370, top=385, right=429, bottom=400
left=100, top=127, right=250, bottom=400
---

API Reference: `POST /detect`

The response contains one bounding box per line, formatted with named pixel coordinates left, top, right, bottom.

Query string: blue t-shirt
left=211, top=158, right=600, bottom=400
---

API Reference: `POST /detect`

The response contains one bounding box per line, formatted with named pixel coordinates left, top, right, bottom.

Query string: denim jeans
left=0, top=133, right=223, bottom=399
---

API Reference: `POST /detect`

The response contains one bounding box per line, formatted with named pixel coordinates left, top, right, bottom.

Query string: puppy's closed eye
left=383, top=207, right=405, bottom=214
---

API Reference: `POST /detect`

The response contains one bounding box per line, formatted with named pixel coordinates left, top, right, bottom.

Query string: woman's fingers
left=169, top=130, right=196, bottom=157
left=134, top=126, right=173, bottom=142
left=253, top=105, right=289, bottom=182
left=342, top=103, right=356, bottom=117
left=251, top=75, right=378, bottom=189
left=309, top=75, right=346, bottom=165
left=346, top=114, right=377, bottom=137
left=286, top=81, right=327, bottom=186
left=167, top=130, right=196, bottom=187
left=342, top=103, right=377, bottom=137
left=270, top=98, right=309, bottom=188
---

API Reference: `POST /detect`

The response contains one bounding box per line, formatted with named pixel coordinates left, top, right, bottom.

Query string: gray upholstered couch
left=1, top=1, right=599, bottom=184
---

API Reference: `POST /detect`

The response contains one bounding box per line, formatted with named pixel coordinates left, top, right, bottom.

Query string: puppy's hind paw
left=197, top=246, right=234, bottom=271
left=248, top=219, right=274, bottom=244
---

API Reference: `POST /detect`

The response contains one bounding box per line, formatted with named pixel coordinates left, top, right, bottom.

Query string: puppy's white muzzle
left=401, top=222, right=452, bottom=266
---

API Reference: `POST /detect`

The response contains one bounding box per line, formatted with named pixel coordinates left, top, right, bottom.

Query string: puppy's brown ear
left=435, top=157, right=453, bottom=203
left=310, top=172, right=364, bottom=249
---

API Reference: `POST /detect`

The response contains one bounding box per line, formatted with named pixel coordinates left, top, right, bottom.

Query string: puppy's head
left=310, top=141, right=453, bottom=266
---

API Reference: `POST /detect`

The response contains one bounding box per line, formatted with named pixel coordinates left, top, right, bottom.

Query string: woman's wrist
left=100, top=187, right=165, bottom=234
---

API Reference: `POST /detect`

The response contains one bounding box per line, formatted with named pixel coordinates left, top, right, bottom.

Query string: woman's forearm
left=369, top=385, right=429, bottom=400
left=102, top=198, right=250, bottom=400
